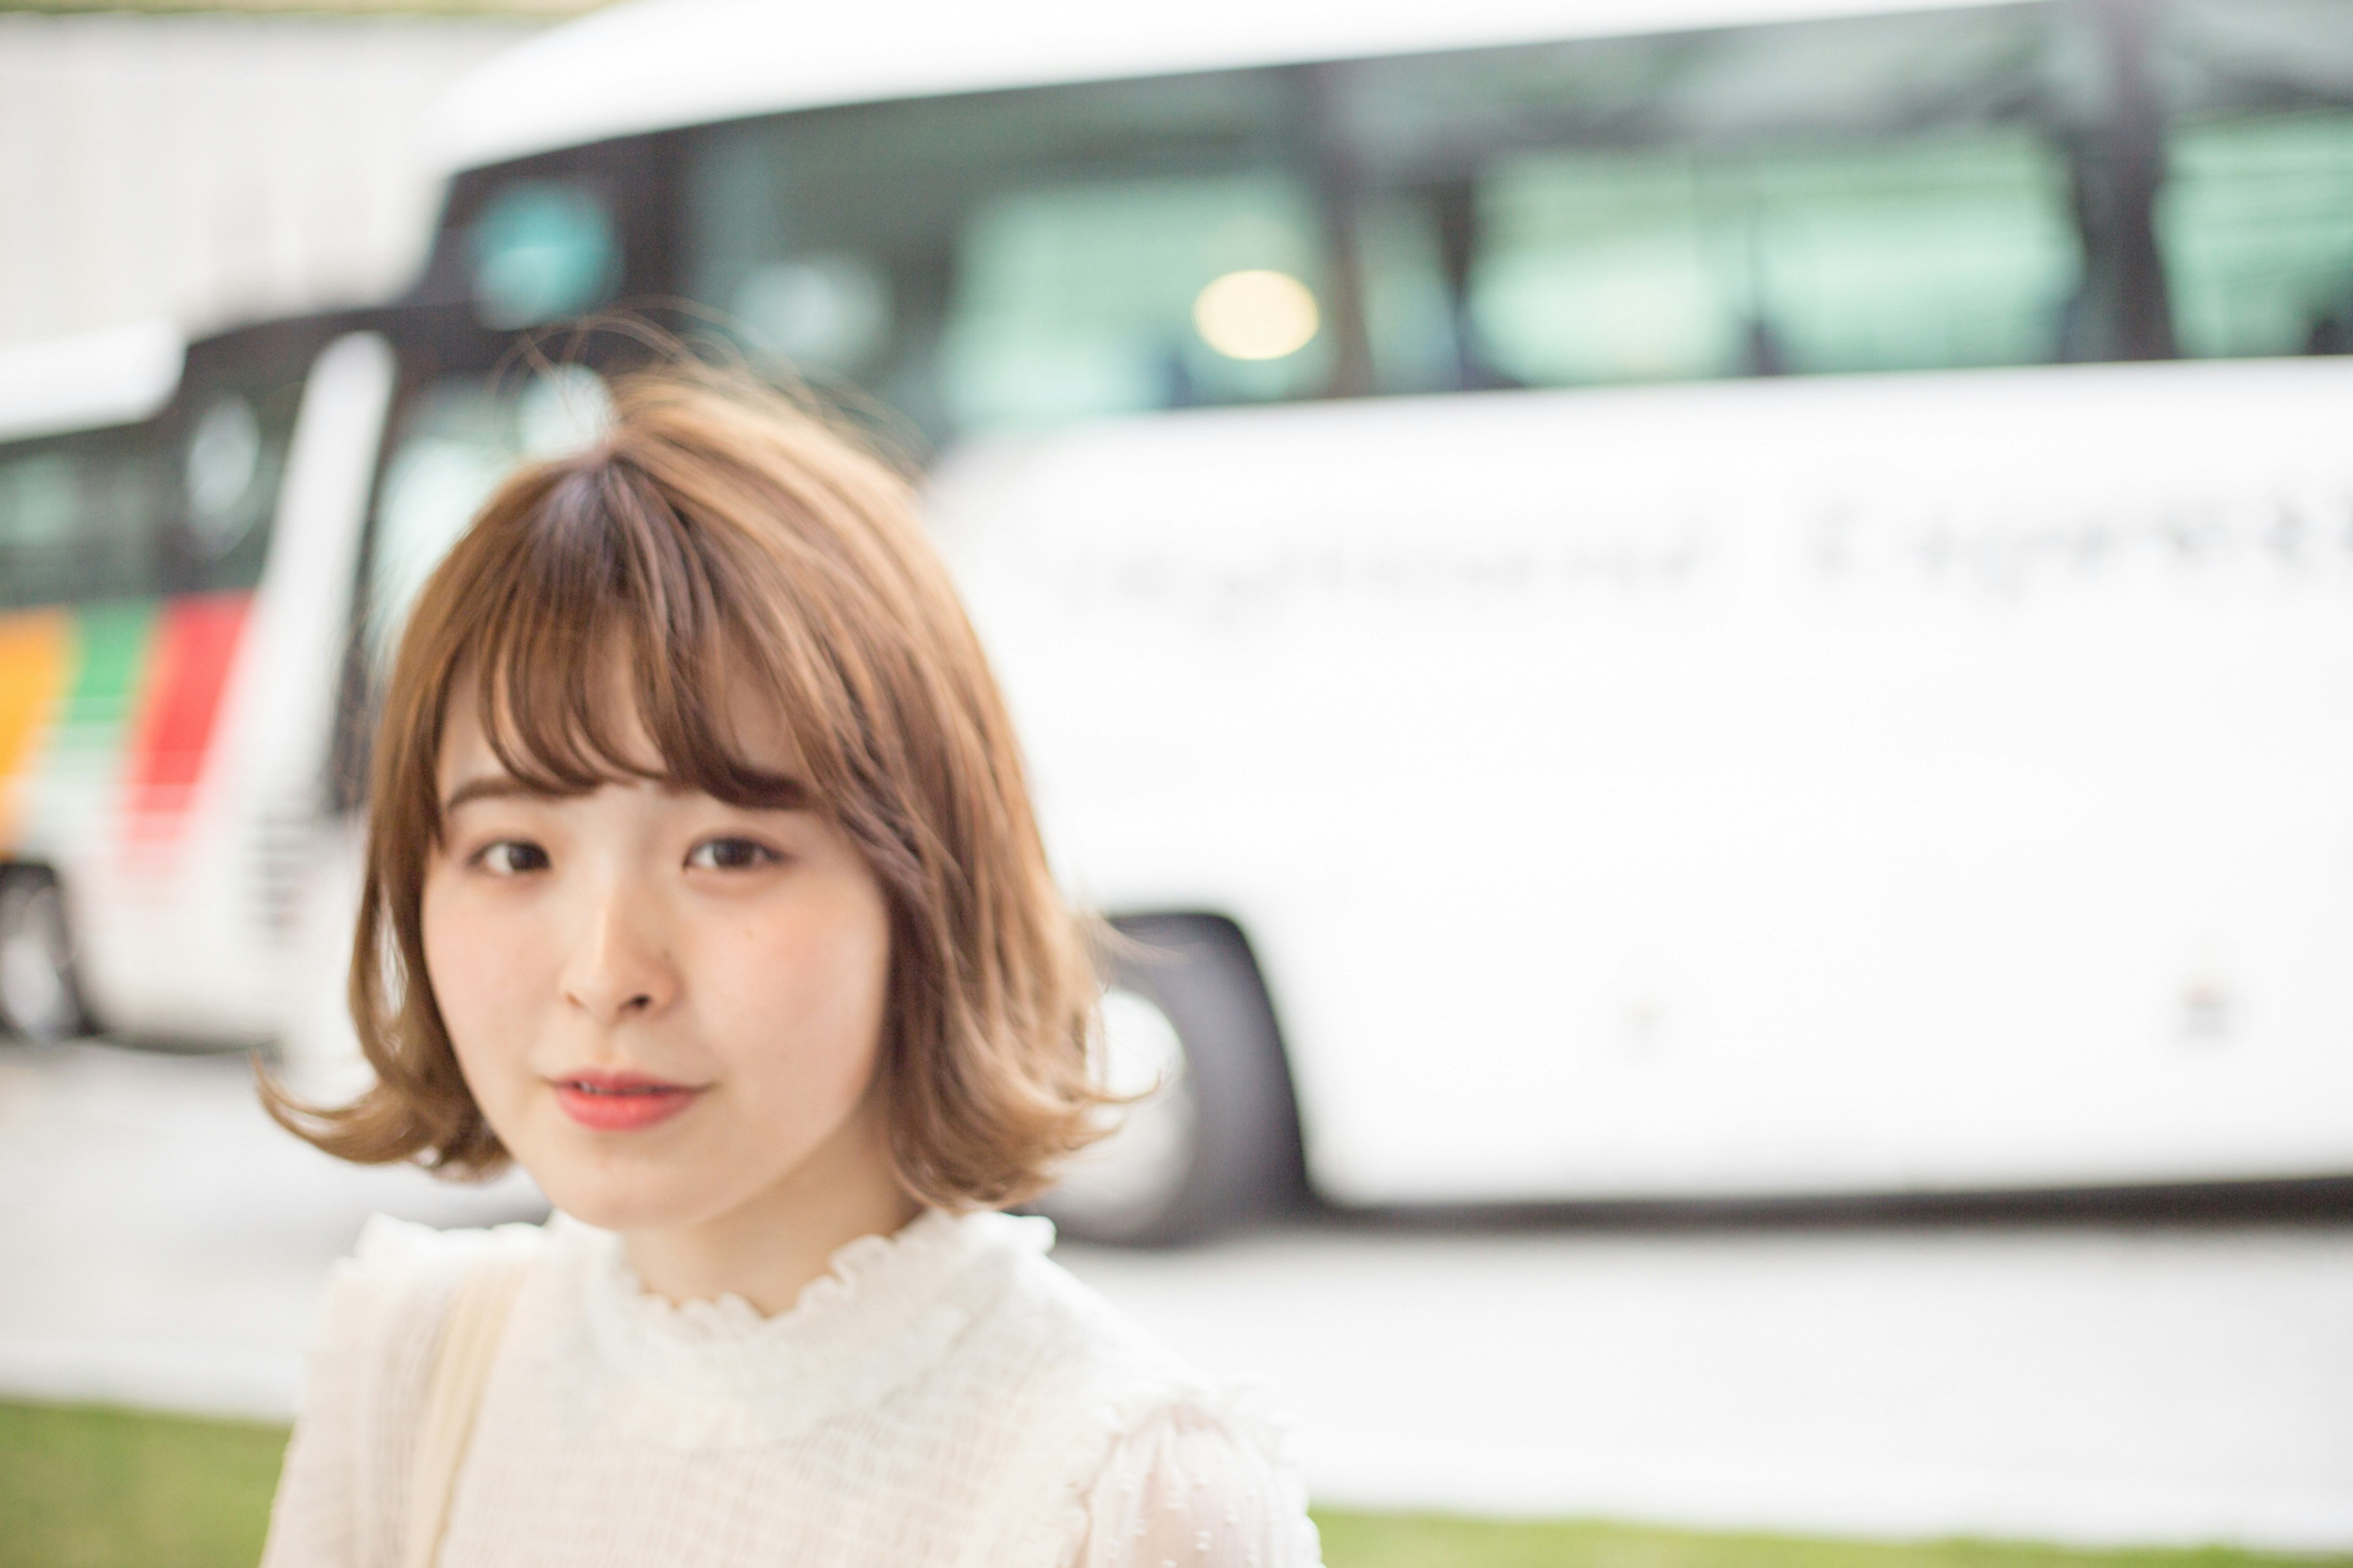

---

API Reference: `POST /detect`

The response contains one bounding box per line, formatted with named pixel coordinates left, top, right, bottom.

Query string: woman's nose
left=558, top=878, right=679, bottom=1024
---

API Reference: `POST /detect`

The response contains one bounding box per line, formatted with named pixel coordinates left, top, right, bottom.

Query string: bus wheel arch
left=1037, top=911, right=1308, bottom=1247
left=0, top=864, right=93, bottom=1043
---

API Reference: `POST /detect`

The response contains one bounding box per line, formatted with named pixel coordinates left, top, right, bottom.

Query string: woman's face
left=420, top=687, right=898, bottom=1238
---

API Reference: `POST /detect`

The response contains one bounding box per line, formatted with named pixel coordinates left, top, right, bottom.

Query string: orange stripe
left=0, top=608, right=71, bottom=850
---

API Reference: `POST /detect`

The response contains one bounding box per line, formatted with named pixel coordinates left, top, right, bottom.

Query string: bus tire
left=0, top=867, right=90, bottom=1043
left=1039, top=913, right=1306, bottom=1248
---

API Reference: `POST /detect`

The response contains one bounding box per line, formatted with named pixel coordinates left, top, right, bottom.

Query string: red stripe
left=124, top=593, right=250, bottom=831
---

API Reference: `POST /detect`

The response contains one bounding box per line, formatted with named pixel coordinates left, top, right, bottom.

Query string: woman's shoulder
left=308, top=1212, right=553, bottom=1388
left=1000, top=1232, right=1303, bottom=1458
left=264, top=1212, right=557, bottom=1566
left=328, top=1211, right=552, bottom=1313
left=955, top=1213, right=1192, bottom=1400
left=947, top=1215, right=1320, bottom=1564
left=344, top=1210, right=553, bottom=1274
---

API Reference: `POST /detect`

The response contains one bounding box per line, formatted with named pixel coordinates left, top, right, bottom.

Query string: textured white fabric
left=260, top=1208, right=1321, bottom=1568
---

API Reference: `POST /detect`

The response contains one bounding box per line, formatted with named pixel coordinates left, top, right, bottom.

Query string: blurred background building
left=0, top=2, right=580, bottom=349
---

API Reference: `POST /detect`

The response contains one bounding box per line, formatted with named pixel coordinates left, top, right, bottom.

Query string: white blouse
left=260, top=1207, right=1322, bottom=1568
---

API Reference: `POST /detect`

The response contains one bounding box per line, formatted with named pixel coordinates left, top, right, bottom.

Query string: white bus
left=0, top=317, right=396, bottom=1049
left=7, top=0, right=2352, bottom=1241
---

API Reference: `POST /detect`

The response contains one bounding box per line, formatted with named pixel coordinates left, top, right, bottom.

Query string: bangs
left=437, top=458, right=814, bottom=825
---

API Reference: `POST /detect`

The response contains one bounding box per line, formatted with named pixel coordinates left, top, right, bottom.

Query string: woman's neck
left=619, top=1097, right=920, bottom=1317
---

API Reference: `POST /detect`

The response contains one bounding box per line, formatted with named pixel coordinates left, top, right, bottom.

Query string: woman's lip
left=550, top=1080, right=704, bottom=1132
left=553, top=1068, right=695, bottom=1093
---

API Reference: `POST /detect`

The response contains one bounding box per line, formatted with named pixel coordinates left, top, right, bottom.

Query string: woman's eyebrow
left=714, top=775, right=816, bottom=812
left=441, top=773, right=816, bottom=814
left=440, top=775, right=546, bottom=815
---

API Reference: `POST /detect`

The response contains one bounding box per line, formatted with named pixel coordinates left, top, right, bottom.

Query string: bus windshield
left=0, top=354, right=303, bottom=613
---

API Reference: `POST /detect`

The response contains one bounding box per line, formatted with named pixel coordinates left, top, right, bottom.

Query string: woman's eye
left=475, top=840, right=550, bottom=876
left=687, top=836, right=780, bottom=872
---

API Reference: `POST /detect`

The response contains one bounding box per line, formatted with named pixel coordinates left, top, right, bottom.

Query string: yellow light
left=1192, top=270, right=1320, bottom=361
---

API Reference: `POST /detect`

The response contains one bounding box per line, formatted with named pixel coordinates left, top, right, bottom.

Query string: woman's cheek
left=423, top=882, right=530, bottom=1080
left=716, top=894, right=888, bottom=1082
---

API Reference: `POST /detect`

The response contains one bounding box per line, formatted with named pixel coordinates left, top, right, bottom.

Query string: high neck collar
left=555, top=1206, right=1054, bottom=1447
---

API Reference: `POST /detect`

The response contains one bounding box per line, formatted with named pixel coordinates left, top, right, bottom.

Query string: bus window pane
left=2161, top=113, right=2353, bottom=358
left=1352, top=4, right=2082, bottom=389
left=683, top=72, right=1303, bottom=441
left=1471, top=132, right=2072, bottom=385
left=942, top=174, right=1327, bottom=430
left=0, top=452, right=86, bottom=610
left=369, top=384, right=508, bottom=662
left=1740, top=135, right=2076, bottom=374
left=365, top=369, right=610, bottom=661
left=1474, top=152, right=1733, bottom=385
left=1357, top=195, right=1459, bottom=395
left=2155, top=1, right=2353, bottom=358
left=0, top=431, right=162, bottom=612
left=470, top=180, right=620, bottom=330
left=175, top=374, right=304, bottom=597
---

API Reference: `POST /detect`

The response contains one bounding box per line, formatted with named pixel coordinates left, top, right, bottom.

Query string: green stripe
left=21, top=600, right=156, bottom=849
left=57, top=599, right=155, bottom=737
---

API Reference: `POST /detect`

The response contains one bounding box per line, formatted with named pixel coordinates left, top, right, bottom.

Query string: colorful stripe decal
left=0, top=608, right=71, bottom=849
left=0, top=593, right=249, bottom=860
left=124, top=593, right=250, bottom=835
left=56, top=600, right=155, bottom=737
left=37, top=601, right=158, bottom=858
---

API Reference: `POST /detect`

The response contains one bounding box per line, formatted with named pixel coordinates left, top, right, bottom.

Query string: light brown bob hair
left=263, top=366, right=1105, bottom=1208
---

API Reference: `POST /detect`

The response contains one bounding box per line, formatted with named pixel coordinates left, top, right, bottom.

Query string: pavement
left=4, top=1039, right=2349, bottom=1552
left=0, top=1040, right=540, bottom=1418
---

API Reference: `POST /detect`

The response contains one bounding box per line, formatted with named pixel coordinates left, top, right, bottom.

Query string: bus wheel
left=1039, top=914, right=1305, bottom=1248
left=0, top=868, right=88, bottom=1043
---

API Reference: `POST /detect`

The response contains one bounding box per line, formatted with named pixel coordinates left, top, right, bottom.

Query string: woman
left=259, top=368, right=1320, bottom=1567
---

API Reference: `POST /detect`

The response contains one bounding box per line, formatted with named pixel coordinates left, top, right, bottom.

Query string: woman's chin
left=534, top=1166, right=703, bottom=1236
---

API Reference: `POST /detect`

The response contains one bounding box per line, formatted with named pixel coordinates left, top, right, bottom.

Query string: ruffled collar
left=551, top=1206, right=1054, bottom=1448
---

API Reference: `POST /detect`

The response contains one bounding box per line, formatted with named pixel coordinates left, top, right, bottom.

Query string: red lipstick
left=549, top=1068, right=705, bottom=1132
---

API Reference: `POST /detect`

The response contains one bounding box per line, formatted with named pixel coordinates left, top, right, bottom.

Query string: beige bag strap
left=400, top=1257, right=528, bottom=1568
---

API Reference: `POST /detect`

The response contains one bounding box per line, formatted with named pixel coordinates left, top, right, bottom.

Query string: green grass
left=1311, top=1513, right=2353, bottom=1568
left=1, top=1399, right=2344, bottom=1568
left=0, top=1401, right=286, bottom=1568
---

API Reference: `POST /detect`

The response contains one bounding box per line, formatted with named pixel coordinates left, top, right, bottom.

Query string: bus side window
left=1345, top=9, right=2085, bottom=389
left=363, top=368, right=610, bottom=667
left=1469, top=134, right=2075, bottom=383
left=168, top=371, right=306, bottom=598
left=469, top=179, right=622, bottom=330
left=682, top=72, right=1314, bottom=440
left=941, top=173, right=1331, bottom=430
left=2153, top=0, right=2353, bottom=362
left=0, top=447, right=86, bottom=612
left=0, top=427, right=163, bottom=613
left=2161, top=112, right=2353, bottom=358
left=366, top=382, right=514, bottom=667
